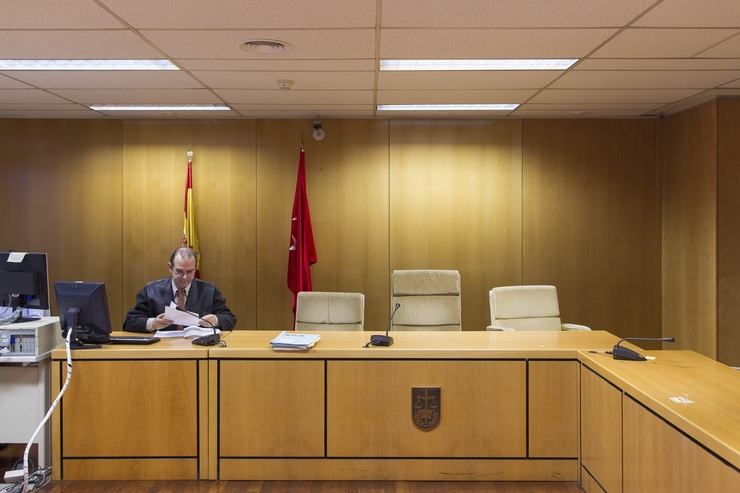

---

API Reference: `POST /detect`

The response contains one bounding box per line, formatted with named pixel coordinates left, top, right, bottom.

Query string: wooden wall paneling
left=718, top=99, right=740, bottom=367
left=522, top=119, right=660, bottom=340
left=256, top=119, right=390, bottom=331
left=661, top=102, right=718, bottom=358
left=389, top=120, right=523, bottom=331
left=0, top=119, right=124, bottom=326
left=122, top=120, right=255, bottom=329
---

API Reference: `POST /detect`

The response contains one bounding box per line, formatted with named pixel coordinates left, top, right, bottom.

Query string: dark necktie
left=175, top=289, right=186, bottom=310
left=175, top=289, right=186, bottom=330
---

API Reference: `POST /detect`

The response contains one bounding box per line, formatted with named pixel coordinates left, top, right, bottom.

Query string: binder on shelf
left=269, top=331, right=320, bottom=351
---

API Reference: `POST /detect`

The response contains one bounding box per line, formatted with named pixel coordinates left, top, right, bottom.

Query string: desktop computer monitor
left=54, top=281, right=112, bottom=349
left=0, top=252, right=50, bottom=318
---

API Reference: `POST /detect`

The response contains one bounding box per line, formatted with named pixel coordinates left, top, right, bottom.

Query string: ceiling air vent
left=239, top=39, right=292, bottom=54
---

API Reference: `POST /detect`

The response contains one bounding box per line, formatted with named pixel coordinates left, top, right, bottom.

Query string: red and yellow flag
left=287, top=147, right=317, bottom=313
left=182, top=151, right=200, bottom=278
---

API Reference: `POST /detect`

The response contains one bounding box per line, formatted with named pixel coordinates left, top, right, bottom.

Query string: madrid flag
left=182, top=152, right=200, bottom=278
left=287, top=147, right=317, bottom=313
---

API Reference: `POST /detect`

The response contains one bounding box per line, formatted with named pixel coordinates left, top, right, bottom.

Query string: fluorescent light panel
left=381, top=59, right=578, bottom=71
left=89, top=104, right=230, bottom=111
left=377, top=104, right=519, bottom=111
left=0, top=60, right=178, bottom=70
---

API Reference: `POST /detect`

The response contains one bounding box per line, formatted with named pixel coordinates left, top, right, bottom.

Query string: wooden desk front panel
left=60, top=360, right=199, bottom=457
left=219, top=359, right=325, bottom=457
left=327, top=360, right=527, bottom=457
left=529, top=360, right=579, bottom=458
left=623, top=396, right=740, bottom=492
left=580, top=365, right=622, bottom=493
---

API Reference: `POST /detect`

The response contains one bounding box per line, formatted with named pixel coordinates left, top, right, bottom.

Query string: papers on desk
left=156, top=326, right=221, bottom=339
left=269, top=331, right=320, bottom=351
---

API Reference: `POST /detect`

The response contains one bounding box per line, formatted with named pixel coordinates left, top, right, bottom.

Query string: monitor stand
left=65, top=307, right=101, bottom=349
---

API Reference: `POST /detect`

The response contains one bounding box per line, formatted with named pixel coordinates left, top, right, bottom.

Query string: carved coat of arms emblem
left=412, top=387, right=441, bottom=431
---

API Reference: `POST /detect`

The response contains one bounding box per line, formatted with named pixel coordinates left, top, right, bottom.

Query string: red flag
left=287, top=147, right=317, bottom=313
left=182, top=151, right=200, bottom=278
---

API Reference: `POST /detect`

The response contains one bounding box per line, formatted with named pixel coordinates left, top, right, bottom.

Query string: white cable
left=21, top=329, right=73, bottom=492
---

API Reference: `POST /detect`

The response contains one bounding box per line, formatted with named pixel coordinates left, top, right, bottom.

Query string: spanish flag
left=182, top=151, right=200, bottom=278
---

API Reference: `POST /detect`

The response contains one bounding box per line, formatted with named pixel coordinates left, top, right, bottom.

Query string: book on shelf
left=155, top=326, right=221, bottom=339
left=269, top=330, right=320, bottom=351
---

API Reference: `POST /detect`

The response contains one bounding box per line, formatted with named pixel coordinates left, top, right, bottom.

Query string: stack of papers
left=269, top=331, right=320, bottom=351
left=156, top=326, right=221, bottom=339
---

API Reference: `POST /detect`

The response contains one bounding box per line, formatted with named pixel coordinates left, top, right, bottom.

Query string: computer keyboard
left=108, top=335, right=161, bottom=345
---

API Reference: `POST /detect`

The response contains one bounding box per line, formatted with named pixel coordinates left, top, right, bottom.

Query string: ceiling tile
left=142, top=29, right=376, bottom=60
left=193, top=70, right=375, bottom=90
left=214, top=89, right=375, bottom=105
left=0, top=30, right=165, bottom=58
left=0, top=0, right=124, bottom=29
left=5, top=71, right=205, bottom=90
left=100, top=0, right=377, bottom=29
left=550, top=70, right=740, bottom=89
left=530, top=88, right=703, bottom=104
left=593, top=28, right=740, bottom=58
left=634, top=0, right=740, bottom=27
left=49, top=88, right=224, bottom=105
left=379, top=28, right=618, bottom=58
left=381, top=0, right=657, bottom=28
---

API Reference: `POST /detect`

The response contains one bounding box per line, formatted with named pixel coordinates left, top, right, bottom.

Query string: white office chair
left=391, top=269, right=462, bottom=331
left=294, top=291, right=365, bottom=331
left=487, top=285, right=590, bottom=332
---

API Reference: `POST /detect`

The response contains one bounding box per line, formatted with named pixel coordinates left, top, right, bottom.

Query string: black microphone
left=612, top=337, right=675, bottom=361
left=370, top=303, right=400, bottom=347
left=175, top=306, right=221, bottom=346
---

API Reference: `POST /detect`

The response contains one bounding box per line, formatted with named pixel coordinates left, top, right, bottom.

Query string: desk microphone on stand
left=612, top=337, right=675, bottom=361
left=370, top=303, right=401, bottom=347
left=176, top=306, right=221, bottom=346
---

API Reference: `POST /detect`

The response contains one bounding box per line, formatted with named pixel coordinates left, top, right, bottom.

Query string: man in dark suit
left=123, top=247, right=237, bottom=333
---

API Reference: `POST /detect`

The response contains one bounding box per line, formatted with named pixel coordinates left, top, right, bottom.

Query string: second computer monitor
left=54, top=280, right=112, bottom=348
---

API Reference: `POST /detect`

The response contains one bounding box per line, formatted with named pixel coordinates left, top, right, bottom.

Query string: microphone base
left=370, top=334, right=394, bottom=347
left=612, top=345, right=646, bottom=361
left=192, top=333, right=221, bottom=346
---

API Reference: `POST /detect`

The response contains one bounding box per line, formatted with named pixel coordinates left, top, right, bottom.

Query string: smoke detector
left=277, top=79, right=293, bottom=90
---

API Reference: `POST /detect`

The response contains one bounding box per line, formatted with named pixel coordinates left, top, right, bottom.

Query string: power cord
left=1, top=467, right=51, bottom=493
left=11, top=329, right=73, bottom=492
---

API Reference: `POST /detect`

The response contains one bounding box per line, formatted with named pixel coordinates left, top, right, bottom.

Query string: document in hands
left=164, top=302, right=201, bottom=326
left=156, top=326, right=221, bottom=339
left=269, top=331, right=320, bottom=351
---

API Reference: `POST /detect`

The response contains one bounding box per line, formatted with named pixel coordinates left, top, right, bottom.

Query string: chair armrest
left=561, top=323, right=591, bottom=331
left=486, top=325, right=515, bottom=331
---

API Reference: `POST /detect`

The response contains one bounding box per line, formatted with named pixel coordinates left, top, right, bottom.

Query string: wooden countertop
left=211, top=329, right=621, bottom=359
left=579, top=349, right=740, bottom=470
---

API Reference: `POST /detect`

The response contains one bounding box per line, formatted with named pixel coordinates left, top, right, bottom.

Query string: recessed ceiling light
left=89, top=104, right=231, bottom=111
left=377, top=104, right=519, bottom=111
left=380, top=59, right=578, bottom=71
left=239, top=39, right=292, bottom=54
left=0, top=60, right=178, bottom=70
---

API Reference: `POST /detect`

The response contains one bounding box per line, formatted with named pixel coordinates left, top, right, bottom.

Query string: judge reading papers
left=269, top=331, right=320, bottom=351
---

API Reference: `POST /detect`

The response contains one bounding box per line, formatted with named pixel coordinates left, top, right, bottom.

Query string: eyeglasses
left=173, top=269, right=196, bottom=278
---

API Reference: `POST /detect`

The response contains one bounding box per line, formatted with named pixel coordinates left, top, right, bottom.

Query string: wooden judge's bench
left=50, top=330, right=740, bottom=491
